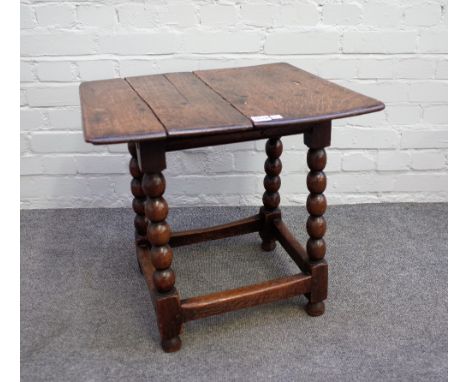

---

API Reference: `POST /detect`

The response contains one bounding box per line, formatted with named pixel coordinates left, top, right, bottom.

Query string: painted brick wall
left=20, top=0, right=448, bottom=209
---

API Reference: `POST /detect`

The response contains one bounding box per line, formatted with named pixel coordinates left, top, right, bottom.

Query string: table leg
left=304, top=145, right=327, bottom=316
left=141, top=158, right=182, bottom=353
left=128, top=142, right=147, bottom=274
left=259, top=137, right=283, bottom=251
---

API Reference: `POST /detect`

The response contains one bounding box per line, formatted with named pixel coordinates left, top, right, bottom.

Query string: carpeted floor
left=21, top=204, right=447, bottom=382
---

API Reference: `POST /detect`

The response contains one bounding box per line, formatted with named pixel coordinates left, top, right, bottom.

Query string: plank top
left=79, top=63, right=384, bottom=144
left=80, top=79, right=166, bottom=144
left=126, top=72, right=252, bottom=138
left=194, top=63, right=384, bottom=127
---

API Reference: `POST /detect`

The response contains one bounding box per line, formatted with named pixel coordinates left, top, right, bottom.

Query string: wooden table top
left=80, top=63, right=384, bottom=144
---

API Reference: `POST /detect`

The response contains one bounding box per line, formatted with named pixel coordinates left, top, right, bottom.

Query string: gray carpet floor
left=21, top=204, right=447, bottom=382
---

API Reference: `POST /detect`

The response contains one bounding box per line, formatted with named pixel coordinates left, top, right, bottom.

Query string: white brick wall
left=20, top=0, right=448, bottom=209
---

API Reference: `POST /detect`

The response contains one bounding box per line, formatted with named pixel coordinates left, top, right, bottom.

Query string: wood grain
left=195, top=62, right=385, bottom=127
left=79, top=79, right=166, bottom=144
left=170, top=214, right=262, bottom=247
left=272, top=219, right=309, bottom=273
left=126, top=72, right=253, bottom=137
left=181, top=273, right=312, bottom=321
left=259, top=137, right=283, bottom=251
left=80, top=63, right=384, bottom=144
left=165, top=121, right=331, bottom=151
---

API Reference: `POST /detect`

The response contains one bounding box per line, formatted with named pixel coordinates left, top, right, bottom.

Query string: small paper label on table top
left=251, top=115, right=271, bottom=122
left=251, top=115, right=283, bottom=122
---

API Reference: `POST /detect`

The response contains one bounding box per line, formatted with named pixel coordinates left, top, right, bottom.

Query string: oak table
left=79, top=63, right=385, bottom=353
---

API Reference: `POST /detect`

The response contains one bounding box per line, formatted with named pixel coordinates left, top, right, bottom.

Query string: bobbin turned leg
left=303, top=127, right=330, bottom=317
left=128, top=142, right=147, bottom=274
left=259, top=137, right=283, bottom=251
left=139, top=142, right=182, bottom=353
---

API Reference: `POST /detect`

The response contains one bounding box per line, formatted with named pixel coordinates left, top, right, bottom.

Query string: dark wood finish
left=137, top=245, right=155, bottom=292
left=308, top=260, right=328, bottom=304
left=80, top=63, right=385, bottom=352
left=126, top=72, right=252, bottom=137
left=181, top=273, right=312, bottom=321
left=259, top=137, right=283, bottom=251
left=272, top=219, right=309, bottom=273
left=154, top=291, right=183, bottom=352
left=136, top=140, right=166, bottom=174
left=272, top=218, right=328, bottom=312
left=128, top=142, right=147, bottom=273
left=170, top=214, right=262, bottom=247
left=165, top=120, right=331, bottom=152
left=137, top=246, right=184, bottom=351
left=195, top=63, right=384, bottom=128
left=303, top=122, right=331, bottom=149
left=79, top=79, right=166, bottom=144
left=303, top=131, right=329, bottom=316
left=80, top=63, right=384, bottom=145
left=305, top=260, right=328, bottom=316
left=305, top=147, right=327, bottom=261
left=305, top=301, right=325, bottom=316
left=140, top=145, right=182, bottom=353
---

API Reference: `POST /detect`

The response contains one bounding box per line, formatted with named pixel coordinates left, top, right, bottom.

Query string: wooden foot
left=259, top=137, right=283, bottom=251
left=261, top=239, right=276, bottom=251
left=305, top=301, right=325, bottom=317
left=161, top=336, right=182, bottom=353
left=154, top=289, right=183, bottom=353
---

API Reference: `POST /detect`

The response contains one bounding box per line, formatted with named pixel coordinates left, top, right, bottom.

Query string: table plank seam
left=81, top=63, right=385, bottom=144
left=124, top=77, right=170, bottom=137
left=126, top=72, right=253, bottom=138
left=194, top=63, right=385, bottom=128
left=163, top=73, right=190, bottom=103
left=79, top=78, right=167, bottom=144
left=192, top=70, right=253, bottom=122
